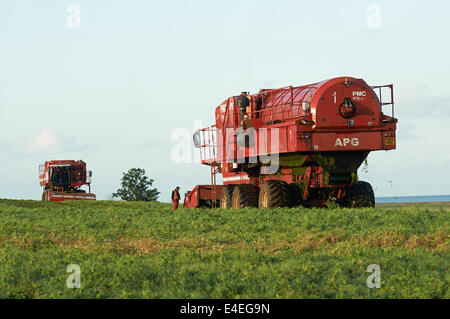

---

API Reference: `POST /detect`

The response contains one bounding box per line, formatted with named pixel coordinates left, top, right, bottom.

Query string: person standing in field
left=171, top=186, right=181, bottom=210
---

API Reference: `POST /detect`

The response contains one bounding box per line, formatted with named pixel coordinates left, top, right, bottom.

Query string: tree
left=113, top=168, right=160, bottom=202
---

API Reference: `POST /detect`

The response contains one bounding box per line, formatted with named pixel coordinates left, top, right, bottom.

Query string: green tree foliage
left=113, top=168, right=159, bottom=201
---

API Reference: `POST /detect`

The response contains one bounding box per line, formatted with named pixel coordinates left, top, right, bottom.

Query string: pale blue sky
left=0, top=0, right=449, bottom=201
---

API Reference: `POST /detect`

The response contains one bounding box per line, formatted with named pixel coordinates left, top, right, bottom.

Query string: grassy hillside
left=0, top=199, right=448, bottom=298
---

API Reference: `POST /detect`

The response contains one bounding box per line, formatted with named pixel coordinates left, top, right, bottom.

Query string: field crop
left=0, top=199, right=448, bottom=298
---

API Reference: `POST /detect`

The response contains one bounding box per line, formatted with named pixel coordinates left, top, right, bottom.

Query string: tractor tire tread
left=220, top=185, right=234, bottom=208
left=232, top=184, right=259, bottom=209
left=259, top=180, right=291, bottom=208
left=343, top=181, right=375, bottom=208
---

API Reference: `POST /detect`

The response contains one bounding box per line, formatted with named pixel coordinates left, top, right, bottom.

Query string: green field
left=0, top=199, right=448, bottom=298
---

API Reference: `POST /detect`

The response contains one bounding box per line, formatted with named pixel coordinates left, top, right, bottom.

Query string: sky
left=0, top=0, right=449, bottom=201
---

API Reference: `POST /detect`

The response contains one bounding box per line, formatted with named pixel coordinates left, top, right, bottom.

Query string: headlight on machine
left=193, top=130, right=202, bottom=148
left=302, top=101, right=310, bottom=112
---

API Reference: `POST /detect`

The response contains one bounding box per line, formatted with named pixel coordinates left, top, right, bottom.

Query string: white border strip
left=52, top=194, right=96, bottom=199
left=223, top=175, right=250, bottom=182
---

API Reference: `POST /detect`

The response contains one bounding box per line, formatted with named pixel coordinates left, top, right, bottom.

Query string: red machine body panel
left=39, top=160, right=96, bottom=202
left=183, top=185, right=224, bottom=208
left=185, top=76, right=397, bottom=208
left=47, top=191, right=96, bottom=202
left=211, top=77, right=395, bottom=162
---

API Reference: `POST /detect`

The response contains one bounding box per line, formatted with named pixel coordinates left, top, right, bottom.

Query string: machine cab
left=49, top=165, right=71, bottom=187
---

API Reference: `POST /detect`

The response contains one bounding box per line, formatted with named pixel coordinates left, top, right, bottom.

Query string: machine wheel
left=288, top=183, right=303, bottom=207
left=220, top=185, right=234, bottom=208
left=259, top=180, right=291, bottom=208
left=342, top=181, right=375, bottom=208
left=231, top=184, right=259, bottom=209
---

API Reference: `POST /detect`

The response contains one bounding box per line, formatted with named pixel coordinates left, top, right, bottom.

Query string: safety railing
left=249, top=85, right=318, bottom=125
left=39, top=164, right=45, bottom=176
left=371, top=84, right=395, bottom=118
left=194, top=125, right=218, bottom=164
left=248, top=101, right=307, bottom=125
left=192, top=126, right=221, bottom=207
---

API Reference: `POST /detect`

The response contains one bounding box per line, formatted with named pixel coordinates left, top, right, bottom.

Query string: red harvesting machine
left=184, top=76, right=397, bottom=208
left=39, top=160, right=96, bottom=202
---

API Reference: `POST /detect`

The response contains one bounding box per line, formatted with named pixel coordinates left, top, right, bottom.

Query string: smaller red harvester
left=39, top=160, right=96, bottom=202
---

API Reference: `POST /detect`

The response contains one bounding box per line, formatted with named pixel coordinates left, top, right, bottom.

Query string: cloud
left=26, top=128, right=83, bottom=154
left=396, top=85, right=450, bottom=118
left=138, top=138, right=165, bottom=150
left=27, top=128, right=59, bottom=153
left=396, top=121, right=417, bottom=140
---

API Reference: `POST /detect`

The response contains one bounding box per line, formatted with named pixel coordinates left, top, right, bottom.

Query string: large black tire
left=231, top=184, right=259, bottom=209
left=220, top=185, right=234, bottom=208
left=258, top=180, right=291, bottom=208
left=288, top=183, right=303, bottom=207
left=342, top=181, right=375, bottom=208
